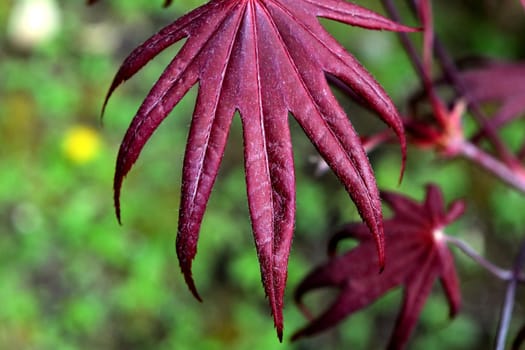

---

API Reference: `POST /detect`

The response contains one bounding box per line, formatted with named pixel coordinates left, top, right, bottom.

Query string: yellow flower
left=62, top=126, right=102, bottom=164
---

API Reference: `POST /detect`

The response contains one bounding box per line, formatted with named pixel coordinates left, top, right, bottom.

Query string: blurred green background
left=1, top=1, right=525, bottom=349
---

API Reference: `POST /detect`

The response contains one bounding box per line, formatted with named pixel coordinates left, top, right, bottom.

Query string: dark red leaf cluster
left=102, top=0, right=415, bottom=339
left=406, top=59, right=525, bottom=158
left=293, top=185, right=464, bottom=349
left=460, top=60, right=525, bottom=140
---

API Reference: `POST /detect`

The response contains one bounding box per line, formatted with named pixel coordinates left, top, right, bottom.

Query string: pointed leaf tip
left=398, top=138, right=407, bottom=185
left=277, top=327, right=283, bottom=343
left=376, top=233, right=386, bottom=271
left=179, top=259, right=203, bottom=302
left=108, top=0, right=417, bottom=339
left=293, top=185, right=463, bottom=347
left=113, top=174, right=123, bottom=225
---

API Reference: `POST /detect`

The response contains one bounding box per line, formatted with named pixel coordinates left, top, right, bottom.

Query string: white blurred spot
left=433, top=228, right=445, bottom=243
left=7, top=0, right=62, bottom=50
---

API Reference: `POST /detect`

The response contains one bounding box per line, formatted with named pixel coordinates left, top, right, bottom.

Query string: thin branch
left=444, top=235, right=513, bottom=281
left=403, top=0, right=516, bottom=163
left=432, top=39, right=516, bottom=164
left=495, top=241, right=525, bottom=350
left=380, top=0, right=426, bottom=85
left=456, top=140, right=525, bottom=195
left=383, top=0, right=518, bottom=166
left=496, top=273, right=519, bottom=350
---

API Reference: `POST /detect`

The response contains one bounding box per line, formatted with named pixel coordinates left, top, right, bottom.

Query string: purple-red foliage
left=459, top=60, right=525, bottom=139
left=293, top=185, right=464, bottom=349
left=100, top=0, right=415, bottom=339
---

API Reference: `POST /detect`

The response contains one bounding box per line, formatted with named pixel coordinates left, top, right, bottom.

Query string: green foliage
left=0, top=1, right=523, bottom=349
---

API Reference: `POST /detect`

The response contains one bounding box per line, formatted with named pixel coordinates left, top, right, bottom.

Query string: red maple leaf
left=459, top=60, right=525, bottom=138
left=292, top=184, right=464, bottom=349
left=101, top=0, right=415, bottom=339
left=410, top=59, right=525, bottom=140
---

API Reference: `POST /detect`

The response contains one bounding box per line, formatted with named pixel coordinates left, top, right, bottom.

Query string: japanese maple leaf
left=102, top=0, right=414, bottom=339
left=292, top=185, right=464, bottom=349
left=459, top=60, right=525, bottom=137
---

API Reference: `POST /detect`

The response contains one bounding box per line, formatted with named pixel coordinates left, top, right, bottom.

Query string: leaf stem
left=455, top=140, right=525, bottom=195
left=495, top=241, right=525, bottom=350
left=495, top=274, right=518, bottom=350
left=380, top=0, right=426, bottom=83
left=431, top=37, right=514, bottom=162
left=385, top=0, right=516, bottom=162
left=444, top=235, right=513, bottom=281
left=403, top=0, right=515, bottom=162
